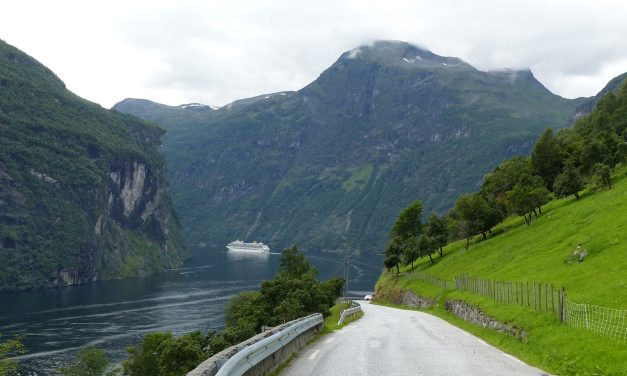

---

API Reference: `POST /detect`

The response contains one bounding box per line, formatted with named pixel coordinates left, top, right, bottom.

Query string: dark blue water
left=0, top=248, right=381, bottom=374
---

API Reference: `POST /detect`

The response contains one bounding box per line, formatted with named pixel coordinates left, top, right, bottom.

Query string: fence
left=187, top=313, right=324, bottom=376
left=403, top=271, right=627, bottom=341
left=406, top=269, right=449, bottom=289
left=455, top=274, right=566, bottom=321
left=565, top=299, right=627, bottom=341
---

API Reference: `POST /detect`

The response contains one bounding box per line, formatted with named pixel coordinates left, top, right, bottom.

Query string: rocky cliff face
left=0, top=39, right=188, bottom=291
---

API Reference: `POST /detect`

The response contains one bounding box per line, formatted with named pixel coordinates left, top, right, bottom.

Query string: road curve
left=281, top=302, right=549, bottom=376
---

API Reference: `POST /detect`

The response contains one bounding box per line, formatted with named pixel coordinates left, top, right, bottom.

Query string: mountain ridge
left=113, top=41, right=624, bottom=255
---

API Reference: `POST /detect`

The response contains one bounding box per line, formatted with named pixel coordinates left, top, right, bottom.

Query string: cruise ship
left=226, top=240, right=270, bottom=253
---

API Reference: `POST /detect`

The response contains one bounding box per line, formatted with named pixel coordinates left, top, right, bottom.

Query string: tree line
left=385, top=81, right=627, bottom=273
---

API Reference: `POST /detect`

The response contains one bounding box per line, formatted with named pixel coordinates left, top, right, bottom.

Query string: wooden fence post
left=562, top=286, right=567, bottom=322
left=551, top=284, right=555, bottom=314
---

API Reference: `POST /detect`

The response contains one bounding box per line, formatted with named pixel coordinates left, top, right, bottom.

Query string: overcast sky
left=2, top=0, right=627, bottom=108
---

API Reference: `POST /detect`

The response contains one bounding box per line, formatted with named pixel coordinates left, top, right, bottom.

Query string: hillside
left=375, top=166, right=627, bottom=375
left=0, top=40, right=188, bottom=291
left=114, top=40, right=586, bottom=254
left=374, top=78, right=627, bottom=375
left=390, top=166, right=627, bottom=305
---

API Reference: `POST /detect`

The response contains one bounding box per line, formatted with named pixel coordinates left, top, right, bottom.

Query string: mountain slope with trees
left=0, top=40, right=188, bottom=291
left=114, top=40, right=591, bottom=254
left=376, top=80, right=627, bottom=376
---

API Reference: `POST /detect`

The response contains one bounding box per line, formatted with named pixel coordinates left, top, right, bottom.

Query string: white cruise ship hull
left=227, top=246, right=270, bottom=253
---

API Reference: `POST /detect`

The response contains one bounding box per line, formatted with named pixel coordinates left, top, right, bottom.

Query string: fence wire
left=406, top=269, right=449, bottom=289
left=565, top=299, right=627, bottom=341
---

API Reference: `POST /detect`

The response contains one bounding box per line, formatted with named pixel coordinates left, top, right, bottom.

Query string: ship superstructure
left=227, top=240, right=270, bottom=253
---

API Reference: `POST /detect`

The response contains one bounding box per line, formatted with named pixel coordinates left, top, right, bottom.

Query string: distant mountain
left=0, top=40, right=188, bottom=291
left=115, top=40, right=599, bottom=255
left=575, top=72, right=627, bottom=115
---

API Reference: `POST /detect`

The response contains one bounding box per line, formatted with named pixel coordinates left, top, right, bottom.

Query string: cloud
left=1, top=0, right=627, bottom=107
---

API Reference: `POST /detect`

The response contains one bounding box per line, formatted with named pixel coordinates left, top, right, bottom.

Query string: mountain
left=0, top=40, right=188, bottom=291
left=575, top=71, right=627, bottom=115
left=114, top=40, right=591, bottom=255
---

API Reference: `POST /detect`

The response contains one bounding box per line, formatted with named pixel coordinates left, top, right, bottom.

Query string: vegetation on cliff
left=0, top=39, right=188, bottom=291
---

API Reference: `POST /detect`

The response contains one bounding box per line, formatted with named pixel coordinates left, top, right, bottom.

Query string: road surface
left=281, top=302, right=549, bottom=376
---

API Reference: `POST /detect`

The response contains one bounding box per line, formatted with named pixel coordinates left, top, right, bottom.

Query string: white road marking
left=308, top=349, right=321, bottom=360
left=324, top=337, right=335, bottom=344
left=502, top=352, right=525, bottom=365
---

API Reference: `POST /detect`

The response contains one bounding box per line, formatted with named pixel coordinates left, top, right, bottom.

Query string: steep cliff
left=0, top=39, right=188, bottom=291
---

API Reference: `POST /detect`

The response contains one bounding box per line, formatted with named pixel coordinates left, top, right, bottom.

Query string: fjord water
left=0, top=247, right=380, bottom=374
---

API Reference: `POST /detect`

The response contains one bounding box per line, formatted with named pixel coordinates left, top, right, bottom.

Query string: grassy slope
left=414, top=165, right=627, bottom=307
left=375, top=165, right=627, bottom=375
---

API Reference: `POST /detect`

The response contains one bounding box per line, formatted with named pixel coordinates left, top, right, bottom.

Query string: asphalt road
left=281, top=302, right=550, bottom=376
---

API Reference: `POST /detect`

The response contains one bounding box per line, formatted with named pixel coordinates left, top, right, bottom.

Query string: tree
left=531, top=128, right=562, bottom=190
left=425, top=213, right=448, bottom=257
left=0, top=335, right=25, bottom=376
left=455, top=194, right=500, bottom=249
left=384, top=236, right=403, bottom=274
left=123, top=332, right=173, bottom=376
left=390, top=201, right=423, bottom=241
left=506, top=174, right=550, bottom=224
left=403, top=236, right=420, bottom=270
left=224, top=290, right=267, bottom=331
left=278, top=245, right=310, bottom=278
left=60, top=347, right=108, bottom=376
left=592, top=163, right=612, bottom=189
left=481, top=156, right=532, bottom=203
left=507, top=184, right=533, bottom=224
left=417, top=235, right=437, bottom=264
left=554, top=159, right=585, bottom=199
left=158, top=332, right=206, bottom=376
left=123, top=331, right=207, bottom=376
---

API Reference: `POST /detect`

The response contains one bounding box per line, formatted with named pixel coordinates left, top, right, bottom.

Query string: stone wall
left=445, top=300, right=527, bottom=340
left=396, top=290, right=435, bottom=308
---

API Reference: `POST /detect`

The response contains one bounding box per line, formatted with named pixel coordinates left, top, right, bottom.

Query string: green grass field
left=375, top=165, right=627, bottom=375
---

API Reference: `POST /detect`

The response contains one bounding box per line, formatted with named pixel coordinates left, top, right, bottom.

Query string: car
left=364, top=294, right=373, bottom=301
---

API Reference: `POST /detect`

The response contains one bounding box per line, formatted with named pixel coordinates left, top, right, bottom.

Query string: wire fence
left=402, top=272, right=627, bottom=341
left=455, top=274, right=566, bottom=321
left=565, top=299, right=627, bottom=341
left=405, top=269, right=449, bottom=289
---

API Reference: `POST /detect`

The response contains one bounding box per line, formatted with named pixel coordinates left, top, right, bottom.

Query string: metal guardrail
left=338, top=302, right=362, bottom=325
left=215, top=313, right=323, bottom=376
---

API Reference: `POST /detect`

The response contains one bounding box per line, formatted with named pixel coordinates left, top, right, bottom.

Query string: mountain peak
left=342, top=40, right=431, bottom=61
left=338, top=40, right=471, bottom=70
